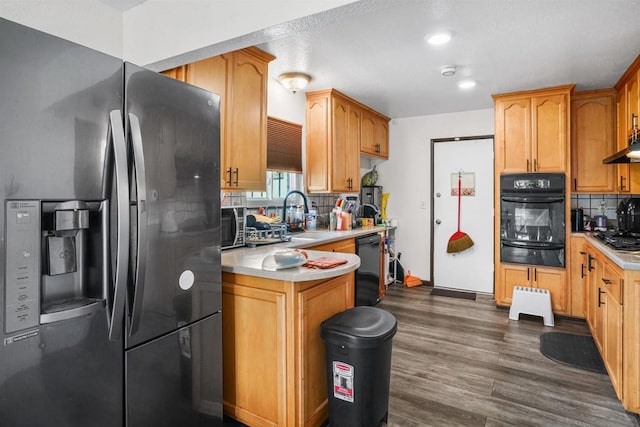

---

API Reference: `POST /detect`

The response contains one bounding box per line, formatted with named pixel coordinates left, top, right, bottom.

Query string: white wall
left=0, top=0, right=123, bottom=57
left=376, top=109, right=494, bottom=282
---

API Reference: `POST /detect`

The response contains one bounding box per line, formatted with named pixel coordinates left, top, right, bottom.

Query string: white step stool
left=509, top=286, right=554, bottom=327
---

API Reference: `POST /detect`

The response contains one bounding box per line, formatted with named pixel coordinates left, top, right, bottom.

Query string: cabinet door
left=617, top=87, right=631, bottom=192
left=626, top=73, right=640, bottom=194
left=222, top=282, right=287, bottom=426
left=533, top=266, right=566, bottom=313
left=227, top=50, right=268, bottom=191
left=360, top=111, right=376, bottom=155
left=495, top=97, right=531, bottom=173
left=605, top=289, right=623, bottom=398
left=298, top=274, right=354, bottom=426
left=331, top=97, right=351, bottom=192
left=585, top=250, right=598, bottom=331
left=308, top=238, right=355, bottom=254
left=361, top=110, right=389, bottom=159
left=531, top=93, right=568, bottom=172
left=347, top=105, right=361, bottom=191
left=571, top=92, right=616, bottom=193
left=497, top=263, right=530, bottom=305
left=185, top=56, right=230, bottom=187
left=569, top=237, right=587, bottom=318
left=306, top=95, right=330, bottom=192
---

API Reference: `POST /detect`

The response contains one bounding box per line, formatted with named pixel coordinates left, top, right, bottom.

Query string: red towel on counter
left=304, top=257, right=348, bottom=269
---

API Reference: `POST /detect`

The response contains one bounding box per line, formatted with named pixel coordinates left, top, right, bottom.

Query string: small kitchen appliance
left=618, top=198, right=640, bottom=233
left=571, top=208, right=584, bottom=232
left=360, top=185, right=383, bottom=210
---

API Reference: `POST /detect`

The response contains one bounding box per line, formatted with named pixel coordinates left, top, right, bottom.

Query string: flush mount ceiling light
left=426, top=31, right=453, bottom=45
left=458, top=80, right=477, bottom=89
left=440, top=65, right=457, bottom=76
left=277, top=72, right=311, bottom=94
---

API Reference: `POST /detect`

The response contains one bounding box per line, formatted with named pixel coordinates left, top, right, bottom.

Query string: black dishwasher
left=355, top=233, right=381, bottom=306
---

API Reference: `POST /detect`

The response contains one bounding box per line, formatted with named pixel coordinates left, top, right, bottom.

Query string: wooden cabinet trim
left=615, top=54, right=640, bottom=91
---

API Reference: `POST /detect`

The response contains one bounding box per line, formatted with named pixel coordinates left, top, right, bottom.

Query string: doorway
left=431, top=136, right=494, bottom=293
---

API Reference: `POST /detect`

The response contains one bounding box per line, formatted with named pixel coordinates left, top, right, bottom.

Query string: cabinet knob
left=435, top=219, right=441, bottom=224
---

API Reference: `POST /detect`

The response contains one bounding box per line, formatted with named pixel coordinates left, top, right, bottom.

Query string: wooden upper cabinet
left=494, top=85, right=573, bottom=174
left=615, top=55, right=640, bottom=193
left=225, top=49, right=272, bottom=191
left=305, top=94, right=330, bottom=192
left=532, top=92, right=569, bottom=172
left=162, top=47, right=274, bottom=191
left=571, top=90, right=616, bottom=193
left=360, top=109, right=390, bottom=159
left=494, top=96, right=531, bottom=173
left=305, top=89, right=363, bottom=193
left=616, top=87, right=631, bottom=192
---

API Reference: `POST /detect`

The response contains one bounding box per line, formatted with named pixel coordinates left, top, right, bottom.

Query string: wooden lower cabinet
left=307, top=238, right=355, bottom=254
left=568, top=236, right=587, bottom=318
left=222, top=271, right=355, bottom=426
left=624, top=273, right=640, bottom=413
left=496, top=263, right=567, bottom=313
left=582, top=239, right=640, bottom=412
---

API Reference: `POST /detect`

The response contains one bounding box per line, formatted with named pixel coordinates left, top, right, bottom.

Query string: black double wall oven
left=500, top=173, right=566, bottom=268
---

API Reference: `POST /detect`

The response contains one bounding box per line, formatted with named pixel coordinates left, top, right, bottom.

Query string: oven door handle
left=501, top=240, right=565, bottom=250
left=501, top=196, right=565, bottom=204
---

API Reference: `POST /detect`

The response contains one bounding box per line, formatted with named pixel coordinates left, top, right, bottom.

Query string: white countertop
left=573, top=232, right=640, bottom=271
left=221, top=227, right=392, bottom=281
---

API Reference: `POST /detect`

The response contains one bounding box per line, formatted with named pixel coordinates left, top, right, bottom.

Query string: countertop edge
left=222, top=250, right=360, bottom=281
left=222, top=226, right=393, bottom=281
left=573, top=232, right=640, bottom=271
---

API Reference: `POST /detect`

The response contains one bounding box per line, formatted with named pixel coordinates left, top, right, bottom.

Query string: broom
left=447, top=171, right=474, bottom=253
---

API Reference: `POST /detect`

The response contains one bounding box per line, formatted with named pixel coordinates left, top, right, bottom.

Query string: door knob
left=435, top=219, right=441, bottom=224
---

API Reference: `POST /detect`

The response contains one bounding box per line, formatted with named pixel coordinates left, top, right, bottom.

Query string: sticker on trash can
left=332, top=361, right=354, bottom=402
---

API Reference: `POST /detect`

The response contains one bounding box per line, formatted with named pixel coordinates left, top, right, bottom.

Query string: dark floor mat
left=430, top=287, right=476, bottom=300
left=540, top=332, right=606, bottom=374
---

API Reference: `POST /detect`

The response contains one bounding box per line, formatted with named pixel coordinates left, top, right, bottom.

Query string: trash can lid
left=321, top=306, right=397, bottom=347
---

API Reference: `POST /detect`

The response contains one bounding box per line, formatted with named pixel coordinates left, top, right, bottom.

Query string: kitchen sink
left=289, top=231, right=334, bottom=242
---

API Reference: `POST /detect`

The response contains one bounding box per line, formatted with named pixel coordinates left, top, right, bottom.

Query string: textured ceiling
left=97, top=0, right=146, bottom=11
left=257, top=0, right=640, bottom=118
left=99, top=0, right=640, bottom=119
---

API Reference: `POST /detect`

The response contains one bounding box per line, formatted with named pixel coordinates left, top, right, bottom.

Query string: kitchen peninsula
left=221, top=228, right=384, bottom=427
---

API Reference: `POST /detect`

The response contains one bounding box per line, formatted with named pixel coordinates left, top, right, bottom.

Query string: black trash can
left=320, top=306, right=397, bottom=427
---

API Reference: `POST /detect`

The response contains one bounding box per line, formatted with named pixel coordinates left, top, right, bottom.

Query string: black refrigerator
left=0, top=18, right=223, bottom=426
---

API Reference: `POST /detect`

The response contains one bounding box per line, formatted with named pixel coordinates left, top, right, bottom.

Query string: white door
left=433, top=138, right=494, bottom=293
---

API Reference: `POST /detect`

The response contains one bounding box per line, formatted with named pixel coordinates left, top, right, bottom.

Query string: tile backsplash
left=571, top=194, right=640, bottom=221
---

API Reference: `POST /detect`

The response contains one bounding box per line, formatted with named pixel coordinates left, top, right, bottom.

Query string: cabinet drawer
left=602, top=262, right=622, bottom=304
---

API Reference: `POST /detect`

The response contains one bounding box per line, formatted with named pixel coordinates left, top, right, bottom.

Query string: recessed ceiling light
left=426, top=31, right=453, bottom=45
left=458, top=80, right=476, bottom=89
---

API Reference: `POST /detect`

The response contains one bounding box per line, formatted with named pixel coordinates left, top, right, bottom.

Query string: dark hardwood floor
left=377, top=284, right=640, bottom=427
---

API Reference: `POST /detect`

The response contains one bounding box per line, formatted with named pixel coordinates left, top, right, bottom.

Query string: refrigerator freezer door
left=0, top=309, right=123, bottom=426
left=126, top=312, right=222, bottom=426
left=124, top=64, right=222, bottom=348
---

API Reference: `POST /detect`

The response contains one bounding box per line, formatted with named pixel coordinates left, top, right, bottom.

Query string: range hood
left=603, top=142, right=640, bottom=164
left=606, top=114, right=640, bottom=164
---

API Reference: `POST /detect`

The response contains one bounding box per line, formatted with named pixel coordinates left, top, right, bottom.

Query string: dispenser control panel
left=5, top=200, right=40, bottom=333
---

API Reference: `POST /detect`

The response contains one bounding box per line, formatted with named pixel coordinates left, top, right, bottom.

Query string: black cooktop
left=595, top=231, right=640, bottom=251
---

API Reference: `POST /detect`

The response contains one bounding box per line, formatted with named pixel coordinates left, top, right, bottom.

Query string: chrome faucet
left=281, top=190, right=309, bottom=226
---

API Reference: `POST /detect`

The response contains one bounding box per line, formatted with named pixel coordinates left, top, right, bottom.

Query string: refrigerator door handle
left=108, top=110, right=130, bottom=342
left=128, top=113, right=148, bottom=337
